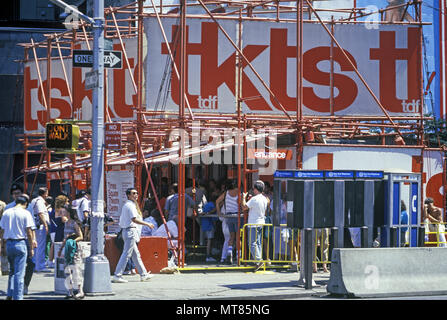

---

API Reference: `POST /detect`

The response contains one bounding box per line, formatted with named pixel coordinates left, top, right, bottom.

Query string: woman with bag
left=57, top=206, right=84, bottom=300
left=216, top=180, right=244, bottom=265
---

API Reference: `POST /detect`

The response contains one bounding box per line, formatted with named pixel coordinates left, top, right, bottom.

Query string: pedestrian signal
left=45, top=122, right=80, bottom=150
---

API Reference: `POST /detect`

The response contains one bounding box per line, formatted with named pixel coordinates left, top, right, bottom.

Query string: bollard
left=390, top=227, right=398, bottom=248
left=361, top=226, right=368, bottom=248
left=304, top=228, right=313, bottom=290
left=329, top=227, right=338, bottom=261
left=418, top=226, right=425, bottom=247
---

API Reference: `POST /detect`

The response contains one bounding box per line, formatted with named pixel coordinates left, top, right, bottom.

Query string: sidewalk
left=0, top=268, right=330, bottom=300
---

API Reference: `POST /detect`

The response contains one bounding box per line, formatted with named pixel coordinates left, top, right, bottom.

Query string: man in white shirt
left=5, top=183, right=24, bottom=210
left=112, top=187, right=155, bottom=283
left=28, top=187, right=50, bottom=272
left=242, top=180, right=269, bottom=271
left=0, top=194, right=34, bottom=300
left=76, top=190, right=91, bottom=240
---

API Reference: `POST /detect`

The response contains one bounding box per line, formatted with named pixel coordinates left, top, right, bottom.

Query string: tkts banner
left=24, top=40, right=138, bottom=134
left=146, top=17, right=422, bottom=116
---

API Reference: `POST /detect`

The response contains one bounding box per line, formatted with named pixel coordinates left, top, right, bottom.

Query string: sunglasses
left=131, top=191, right=138, bottom=195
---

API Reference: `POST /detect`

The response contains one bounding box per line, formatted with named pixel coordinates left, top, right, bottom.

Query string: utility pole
left=49, top=0, right=112, bottom=295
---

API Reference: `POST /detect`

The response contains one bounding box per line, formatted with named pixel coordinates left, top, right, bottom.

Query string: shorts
left=225, top=216, right=244, bottom=233
left=205, top=229, right=215, bottom=239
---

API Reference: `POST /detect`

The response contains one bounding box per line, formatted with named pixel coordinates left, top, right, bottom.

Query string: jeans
left=6, top=240, right=28, bottom=300
left=114, top=228, right=148, bottom=277
left=33, top=228, right=47, bottom=271
left=248, top=226, right=263, bottom=261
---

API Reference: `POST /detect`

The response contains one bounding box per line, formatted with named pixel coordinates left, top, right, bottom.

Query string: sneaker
left=123, top=271, right=131, bottom=275
left=112, top=275, right=128, bottom=283
left=254, top=262, right=264, bottom=272
left=206, top=256, right=217, bottom=263
left=74, top=292, right=85, bottom=300
left=47, top=261, right=55, bottom=269
left=140, top=273, right=154, bottom=282
left=131, top=269, right=137, bottom=275
left=23, top=286, right=28, bottom=295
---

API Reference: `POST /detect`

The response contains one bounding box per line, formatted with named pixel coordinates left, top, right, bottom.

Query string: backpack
left=29, top=198, right=44, bottom=228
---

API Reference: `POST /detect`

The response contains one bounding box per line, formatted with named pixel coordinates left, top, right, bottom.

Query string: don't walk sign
left=73, top=50, right=123, bottom=69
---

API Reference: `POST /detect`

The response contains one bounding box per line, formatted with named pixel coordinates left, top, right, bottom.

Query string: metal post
left=304, top=228, right=313, bottom=290
left=418, top=226, right=425, bottom=247
left=83, top=0, right=113, bottom=295
left=329, top=227, right=338, bottom=261
left=361, top=226, right=368, bottom=248
left=390, top=226, right=398, bottom=248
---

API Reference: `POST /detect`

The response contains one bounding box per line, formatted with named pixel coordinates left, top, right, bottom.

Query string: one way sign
left=73, top=50, right=123, bottom=69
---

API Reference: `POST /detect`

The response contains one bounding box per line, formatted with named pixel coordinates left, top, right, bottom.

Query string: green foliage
left=423, top=114, right=447, bottom=148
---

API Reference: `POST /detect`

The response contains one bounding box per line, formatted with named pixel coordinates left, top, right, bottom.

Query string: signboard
left=248, top=149, right=293, bottom=160
left=24, top=39, right=137, bottom=134
left=45, top=122, right=79, bottom=149
left=296, top=171, right=325, bottom=179
left=85, top=70, right=98, bottom=90
left=106, top=169, right=134, bottom=234
left=105, top=122, right=122, bottom=150
left=73, top=49, right=123, bottom=69
left=355, top=171, right=384, bottom=179
left=325, top=171, right=355, bottom=179
left=146, top=18, right=421, bottom=117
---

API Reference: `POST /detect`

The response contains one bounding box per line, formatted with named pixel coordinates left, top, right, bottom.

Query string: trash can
left=54, top=242, right=91, bottom=294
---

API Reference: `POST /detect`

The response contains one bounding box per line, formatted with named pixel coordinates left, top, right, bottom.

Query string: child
left=200, top=194, right=218, bottom=263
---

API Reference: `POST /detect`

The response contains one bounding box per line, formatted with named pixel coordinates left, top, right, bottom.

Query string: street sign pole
left=83, top=0, right=113, bottom=295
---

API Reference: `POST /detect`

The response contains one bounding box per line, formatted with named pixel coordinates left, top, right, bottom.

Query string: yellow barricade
left=239, top=224, right=332, bottom=270
left=424, top=222, right=447, bottom=247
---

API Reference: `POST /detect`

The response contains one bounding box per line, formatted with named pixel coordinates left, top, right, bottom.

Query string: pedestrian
left=112, top=187, right=155, bottom=283
left=424, top=197, right=446, bottom=247
left=164, top=183, right=196, bottom=222
left=216, top=180, right=243, bottom=265
left=75, top=190, right=91, bottom=241
left=48, top=195, right=69, bottom=269
left=0, top=194, right=34, bottom=300
left=242, top=180, right=269, bottom=271
left=5, top=183, right=24, bottom=210
left=28, top=187, right=50, bottom=272
left=200, top=194, right=218, bottom=262
left=57, top=206, right=84, bottom=299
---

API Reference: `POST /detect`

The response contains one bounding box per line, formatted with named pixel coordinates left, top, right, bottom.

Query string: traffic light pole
left=50, top=0, right=113, bottom=295
left=83, top=0, right=113, bottom=295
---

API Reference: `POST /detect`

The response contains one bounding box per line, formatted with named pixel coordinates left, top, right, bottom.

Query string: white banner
left=146, top=17, right=422, bottom=117
left=24, top=39, right=139, bottom=133
left=106, top=169, right=135, bottom=234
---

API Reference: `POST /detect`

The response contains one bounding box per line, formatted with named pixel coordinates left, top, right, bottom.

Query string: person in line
left=57, top=206, right=84, bottom=299
left=0, top=194, right=34, bottom=300
left=112, top=187, right=155, bottom=283
left=242, top=180, right=269, bottom=271
left=164, top=183, right=196, bottom=222
left=400, top=200, right=409, bottom=247
left=28, top=187, right=50, bottom=272
left=200, top=194, right=218, bottom=263
left=141, top=208, right=159, bottom=237
left=424, top=197, right=447, bottom=247
left=216, top=180, right=243, bottom=265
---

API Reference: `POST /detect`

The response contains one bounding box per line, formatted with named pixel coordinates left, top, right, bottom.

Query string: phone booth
left=272, top=170, right=421, bottom=248
left=380, top=172, right=421, bottom=248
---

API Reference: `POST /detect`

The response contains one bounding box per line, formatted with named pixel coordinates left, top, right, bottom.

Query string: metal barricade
left=239, top=224, right=333, bottom=270
left=424, top=222, right=447, bottom=247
